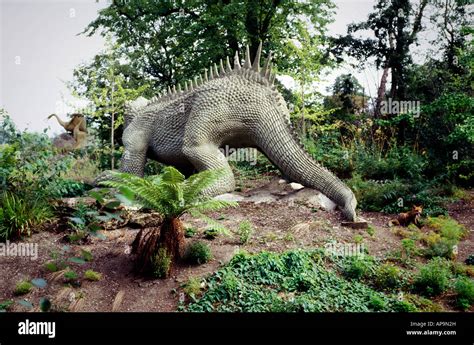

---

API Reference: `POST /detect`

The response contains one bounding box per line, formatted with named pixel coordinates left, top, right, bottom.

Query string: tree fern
left=100, top=167, right=237, bottom=219
left=99, top=166, right=237, bottom=277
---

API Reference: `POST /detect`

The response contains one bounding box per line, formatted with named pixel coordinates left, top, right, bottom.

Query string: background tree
left=324, top=74, right=366, bottom=119
left=282, top=21, right=330, bottom=136
left=331, top=0, right=428, bottom=109
left=81, top=0, right=335, bottom=92
left=69, top=39, right=149, bottom=169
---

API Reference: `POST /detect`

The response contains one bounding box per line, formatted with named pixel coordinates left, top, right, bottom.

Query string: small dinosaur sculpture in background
left=104, top=42, right=358, bottom=221
left=48, top=113, right=87, bottom=149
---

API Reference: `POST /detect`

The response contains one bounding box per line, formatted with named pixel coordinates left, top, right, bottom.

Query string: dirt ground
left=1, top=177, right=473, bottom=312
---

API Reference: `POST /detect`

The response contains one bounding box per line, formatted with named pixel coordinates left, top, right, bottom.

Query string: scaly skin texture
left=118, top=44, right=357, bottom=221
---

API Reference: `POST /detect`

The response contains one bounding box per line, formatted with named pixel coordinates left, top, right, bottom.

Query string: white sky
left=1, top=0, right=437, bottom=134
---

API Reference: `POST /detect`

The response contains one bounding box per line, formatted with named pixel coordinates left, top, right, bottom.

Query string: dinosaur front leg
left=119, top=127, right=150, bottom=177
left=120, top=150, right=147, bottom=176
left=183, top=144, right=235, bottom=196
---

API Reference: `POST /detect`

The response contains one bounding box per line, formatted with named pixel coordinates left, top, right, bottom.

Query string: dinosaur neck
left=255, top=117, right=356, bottom=220
left=49, top=114, right=67, bottom=128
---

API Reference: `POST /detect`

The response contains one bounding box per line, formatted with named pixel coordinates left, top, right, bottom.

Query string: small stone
left=289, top=182, right=304, bottom=190
left=278, top=179, right=287, bottom=184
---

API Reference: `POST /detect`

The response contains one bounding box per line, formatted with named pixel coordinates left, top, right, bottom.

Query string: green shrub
left=182, top=277, right=202, bottom=297
left=374, top=263, right=403, bottom=290
left=405, top=294, right=443, bottom=312
left=347, top=175, right=410, bottom=212
left=0, top=300, right=14, bottom=311
left=366, top=225, right=375, bottom=237
left=185, top=241, right=213, bottom=265
left=238, top=220, right=253, bottom=244
left=14, top=281, right=33, bottom=295
left=184, top=227, right=197, bottom=238
left=454, top=277, right=474, bottom=310
left=0, top=192, right=53, bottom=240
left=426, top=237, right=457, bottom=259
left=392, top=300, right=418, bottom=312
left=204, top=228, right=219, bottom=240
left=426, top=216, right=467, bottom=241
left=354, top=145, right=427, bottom=181
left=423, top=216, right=466, bottom=259
left=44, top=261, right=59, bottom=273
left=353, top=234, right=363, bottom=244
left=54, top=179, right=90, bottom=198
left=342, top=257, right=372, bottom=280
left=84, top=270, right=102, bottom=281
left=63, top=270, right=79, bottom=282
left=152, top=248, right=172, bottom=278
left=368, top=294, right=387, bottom=311
left=450, top=262, right=474, bottom=278
left=414, top=258, right=451, bottom=296
left=401, top=239, right=417, bottom=258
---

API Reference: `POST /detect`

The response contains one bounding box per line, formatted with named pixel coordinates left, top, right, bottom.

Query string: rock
left=278, top=179, right=287, bottom=184
left=317, top=194, right=337, bottom=211
left=57, top=197, right=96, bottom=209
left=127, top=212, right=162, bottom=228
left=214, top=193, right=245, bottom=202
left=247, top=192, right=278, bottom=204
left=341, top=218, right=369, bottom=229
left=52, top=133, right=76, bottom=150
left=289, top=182, right=304, bottom=191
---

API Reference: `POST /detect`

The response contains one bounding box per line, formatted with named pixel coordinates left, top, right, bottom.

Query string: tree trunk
left=374, top=66, right=389, bottom=118
left=111, top=112, right=115, bottom=170
left=131, top=217, right=185, bottom=277
left=158, top=217, right=185, bottom=262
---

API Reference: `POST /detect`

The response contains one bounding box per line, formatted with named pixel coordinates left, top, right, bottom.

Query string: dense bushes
left=0, top=113, right=95, bottom=240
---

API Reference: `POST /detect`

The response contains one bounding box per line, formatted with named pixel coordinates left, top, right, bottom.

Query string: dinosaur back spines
left=142, top=41, right=277, bottom=107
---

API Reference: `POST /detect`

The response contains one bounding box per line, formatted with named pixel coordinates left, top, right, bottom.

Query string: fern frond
left=183, top=168, right=226, bottom=203
left=188, top=209, right=231, bottom=236
left=187, top=200, right=237, bottom=213
left=100, top=172, right=166, bottom=213
left=160, top=166, right=185, bottom=184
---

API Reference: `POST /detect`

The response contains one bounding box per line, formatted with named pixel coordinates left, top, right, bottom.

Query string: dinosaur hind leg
left=183, top=144, right=235, bottom=196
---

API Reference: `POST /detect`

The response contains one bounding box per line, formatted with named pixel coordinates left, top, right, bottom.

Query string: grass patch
left=84, top=270, right=102, bottom=281
left=14, top=281, right=33, bottom=295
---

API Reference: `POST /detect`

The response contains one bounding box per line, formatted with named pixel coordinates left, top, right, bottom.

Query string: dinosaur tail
left=255, top=118, right=357, bottom=221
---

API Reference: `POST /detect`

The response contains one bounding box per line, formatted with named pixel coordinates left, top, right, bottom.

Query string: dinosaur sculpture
left=48, top=113, right=87, bottom=149
left=115, top=43, right=357, bottom=221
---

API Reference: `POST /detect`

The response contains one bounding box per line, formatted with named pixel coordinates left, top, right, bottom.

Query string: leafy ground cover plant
left=181, top=249, right=412, bottom=312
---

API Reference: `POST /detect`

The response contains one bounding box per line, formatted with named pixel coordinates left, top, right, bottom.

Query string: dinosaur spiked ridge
left=143, top=42, right=277, bottom=106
